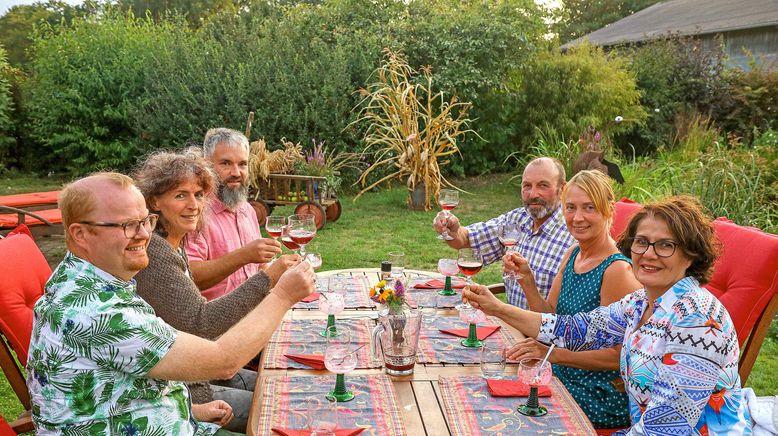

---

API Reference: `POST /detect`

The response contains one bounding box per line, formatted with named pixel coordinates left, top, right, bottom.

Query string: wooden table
left=246, top=268, right=595, bottom=435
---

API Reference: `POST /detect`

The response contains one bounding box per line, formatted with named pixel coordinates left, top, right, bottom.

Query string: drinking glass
left=388, top=251, right=405, bottom=278
left=265, top=216, right=285, bottom=240
left=499, top=223, right=525, bottom=283
left=413, top=288, right=438, bottom=325
left=306, top=252, right=323, bottom=270
left=324, top=325, right=357, bottom=402
left=437, top=189, right=459, bottom=240
left=480, top=341, right=506, bottom=379
left=457, top=248, right=483, bottom=286
left=517, top=357, right=553, bottom=416
left=437, top=258, right=459, bottom=296
left=307, top=396, right=338, bottom=436
left=288, top=214, right=316, bottom=256
left=319, top=275, right=347, bottom=337
left=280, top=224, right=301, bottom=253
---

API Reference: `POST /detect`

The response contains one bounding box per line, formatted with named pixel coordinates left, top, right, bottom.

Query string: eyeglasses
left=79, top=214, right=159, bottom=239
left=629, top=237, right=678, bottom=258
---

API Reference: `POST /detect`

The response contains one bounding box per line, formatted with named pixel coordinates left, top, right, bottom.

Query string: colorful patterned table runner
left=416, top=315, right=516, bottom=364
left=294, top=275, right=373, bottom=309
left=264, top=318, right=380, bottom=369
left=438, top=375, right=595, bottom=435
left=256, top=375, right=407, bottom=436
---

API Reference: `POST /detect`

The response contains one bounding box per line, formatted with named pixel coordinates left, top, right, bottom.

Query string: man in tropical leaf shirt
left=26, top=173, right=315, bottom=435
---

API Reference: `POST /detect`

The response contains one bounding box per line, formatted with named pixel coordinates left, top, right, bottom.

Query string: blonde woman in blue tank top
left=502, top=169, right=642, bottom=429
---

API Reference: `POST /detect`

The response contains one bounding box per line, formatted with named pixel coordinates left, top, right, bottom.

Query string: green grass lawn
left=1, top=172, right=776, bottom=423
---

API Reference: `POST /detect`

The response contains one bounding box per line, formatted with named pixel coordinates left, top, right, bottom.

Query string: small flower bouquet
left=369, top=278, right=408, bottom=313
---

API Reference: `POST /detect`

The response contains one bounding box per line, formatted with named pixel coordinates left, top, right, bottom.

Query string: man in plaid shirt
left=433, top=157, right=575, bottom=308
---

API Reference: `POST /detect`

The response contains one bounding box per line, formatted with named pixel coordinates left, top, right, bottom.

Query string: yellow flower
left=378, top=289, right=392, bottom=303
left=377, top=280, right=386, bottom=288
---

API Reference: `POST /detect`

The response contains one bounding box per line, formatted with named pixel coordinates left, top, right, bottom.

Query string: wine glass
left=319, top=274, right=347, bottom=337
left=437, top=258, right=459, bottom=296
left=307, top=396, right=338, bottom=436
left=288, top=214, right=316, bottom=257
left=306, top=252, right=323, bottom=270
left=498, top=223, right=525, bottom=283
left=517, top=357, right=553, bottom=416
left=265, top=216, right=286, bottom=260
left=437, top=189, right=459, bottom=240
left=456, top=248, right=486, bottom=347
left=457, top=248, right=483, bottom=286
left=324, top=325, right=357, bottom=402
left=280, top=224, right=301, bottom=254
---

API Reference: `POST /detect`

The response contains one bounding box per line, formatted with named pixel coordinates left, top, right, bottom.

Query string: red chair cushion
left=0, top=190, right=59, bottom=208
left=611, top=198, right=642, bottom=239
left=705, top=218, right=778, bottom=347
left=0, top=208, right=62, bottom=228
left=0, top=232, right=50, bottom=364
left=0, top=414, right=16, bottom=436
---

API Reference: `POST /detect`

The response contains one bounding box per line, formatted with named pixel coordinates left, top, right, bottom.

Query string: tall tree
left=554, top=0, right=661, bottom=44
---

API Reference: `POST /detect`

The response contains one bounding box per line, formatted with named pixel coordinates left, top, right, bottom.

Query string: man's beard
left=218, top=180, right=248, bottom=210
left=523, top=197, right=559, bottom=220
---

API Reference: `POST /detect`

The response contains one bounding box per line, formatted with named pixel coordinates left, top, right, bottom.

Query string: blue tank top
left=553, top=246, right=631, bottom=428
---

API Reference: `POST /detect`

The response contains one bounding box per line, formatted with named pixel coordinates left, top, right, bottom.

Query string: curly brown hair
left=616, top=195, right=720, bottom=284
left=133, top=148, right=216, bottom=236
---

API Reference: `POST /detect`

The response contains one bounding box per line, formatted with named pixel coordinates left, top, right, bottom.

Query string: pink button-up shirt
left=185, top=197, right=261, bottom=300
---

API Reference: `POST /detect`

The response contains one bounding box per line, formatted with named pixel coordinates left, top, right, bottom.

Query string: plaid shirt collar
left=519, top=205, right=565, bottom=236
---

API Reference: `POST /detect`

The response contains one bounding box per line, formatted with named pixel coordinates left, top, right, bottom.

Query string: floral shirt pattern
left=538, top=277, right=752, bottom=435
left=27, top=252, right=219, bottom=435
left=466, top=206, right=574, bottom=308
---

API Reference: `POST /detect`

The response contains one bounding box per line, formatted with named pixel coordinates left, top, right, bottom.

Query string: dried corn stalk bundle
left=248, top=138, right=305, bottom=197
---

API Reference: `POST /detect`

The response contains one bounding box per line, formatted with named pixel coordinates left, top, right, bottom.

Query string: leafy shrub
left=0, top=46, right=16, bottom=168
left=25, top=13, right=180, bottom=173
left=510, top=43, right=646, bottom=152
left=712, top=61, right=778, bottom=144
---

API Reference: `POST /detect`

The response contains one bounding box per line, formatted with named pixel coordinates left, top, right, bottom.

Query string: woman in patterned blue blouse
left=464, top=195, right=752, bottom=435
left=502, top=170, right=643, bottom=429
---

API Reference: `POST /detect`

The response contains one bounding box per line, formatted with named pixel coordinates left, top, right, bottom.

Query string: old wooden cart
left=249, top=174, right=342, bottom=230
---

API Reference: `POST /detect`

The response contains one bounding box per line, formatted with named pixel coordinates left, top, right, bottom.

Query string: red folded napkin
left=272, top=428, right=365, bottom=436
left=439, top=325, right=501, bottom=340
left=302, top=292, right=320, bottom=303
left=284, top=354, right=325, bottom=370
left=486, top=379, right=552, bottom=397
left=414, top=278, right=466, bottom=289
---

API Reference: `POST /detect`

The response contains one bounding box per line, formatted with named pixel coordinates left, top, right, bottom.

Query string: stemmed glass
left=280, top=224, right=301, bottom=254
left=456, top=248, right=486, bottom=347
left=517, top=358, right=553, bottom=416
left=324, top=325, right=358, bottom=402
left=437, top=189, right=459, bottom=240
left=306, top=396, right=338, bottom=436
left=498, top=223, right=524, bottom=283
left=288, top=214, right=316, bottom=257
left=265, top=216, right=286, bottom=260
left=437, top=258, right=459, bottom=296
left=319, top=274, right=347, bottom=337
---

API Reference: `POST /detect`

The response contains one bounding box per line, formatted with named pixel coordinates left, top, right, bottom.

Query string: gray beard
left=524, top=199, right=558, bottom=220
left=218, top=183, right=248, bottom=210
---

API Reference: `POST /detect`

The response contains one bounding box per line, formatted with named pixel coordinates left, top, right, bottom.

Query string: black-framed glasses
left=629, top=237, right=678, bottom=258
left=79, top=214, right=159, bottom=239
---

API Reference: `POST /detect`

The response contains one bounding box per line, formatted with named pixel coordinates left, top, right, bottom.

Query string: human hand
left=432, top=211, right=460, bottom=236
left=461, top=284, right=503, bottom=316
left=265, top=254, right=301, bottom=286
left=506, top=338, right=552, bottom=363
left=272, top=259, right=315, bottom=306
left=191, top=400, right=233, bottom=427
left=502, top=252, right=535, bottom=286
left=242, top=238, right=282, bottom=264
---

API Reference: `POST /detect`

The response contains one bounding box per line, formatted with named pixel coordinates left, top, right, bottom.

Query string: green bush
left=0, top=46, right=16, bottom=168
left=713, top=62, right=778, bottom=144
left=25, top=13, right=181, bottom=173
left=510, top=43, right=646, bottom=151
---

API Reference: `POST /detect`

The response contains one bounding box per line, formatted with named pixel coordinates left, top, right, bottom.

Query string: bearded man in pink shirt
left=186, top=128, right=286, bottom=300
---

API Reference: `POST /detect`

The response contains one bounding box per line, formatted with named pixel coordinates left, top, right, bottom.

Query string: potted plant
left=352, top=49, right=477, bottom=210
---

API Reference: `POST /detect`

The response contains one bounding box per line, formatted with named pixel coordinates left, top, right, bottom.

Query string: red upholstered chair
left=0, top=190, right=62, bottom=238
left=0, top=230, right=50, bottom=434
left=610, top=199, right=778, bottom=384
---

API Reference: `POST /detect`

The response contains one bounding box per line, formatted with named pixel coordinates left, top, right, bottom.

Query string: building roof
left=563, top=0, right=778, bottom=48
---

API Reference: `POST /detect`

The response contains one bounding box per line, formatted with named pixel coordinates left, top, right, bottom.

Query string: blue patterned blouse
left=538, top=277, right=752, bottom=435
left=466, top=206, right=575, bottom=309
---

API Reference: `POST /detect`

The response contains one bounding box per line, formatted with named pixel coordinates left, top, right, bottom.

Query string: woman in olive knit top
left=133, top=149, right=299, bottom=433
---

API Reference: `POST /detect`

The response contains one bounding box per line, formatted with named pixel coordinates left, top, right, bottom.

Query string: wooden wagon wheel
left=294, top=201, right=327, bottom=230
left=249, top=199, right=271, bottom=227
left=325, top=199, right=342, bottom=222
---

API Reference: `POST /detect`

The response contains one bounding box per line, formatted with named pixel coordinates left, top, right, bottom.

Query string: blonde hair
left=562, top=169, right=614, bottom=227
left=59, top=172, right=135, bottom=243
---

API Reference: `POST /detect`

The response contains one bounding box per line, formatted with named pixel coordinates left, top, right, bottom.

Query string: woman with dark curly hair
left=463, top=195, right=752, bottom=435
left=132, top=149, right=299, bottom=433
